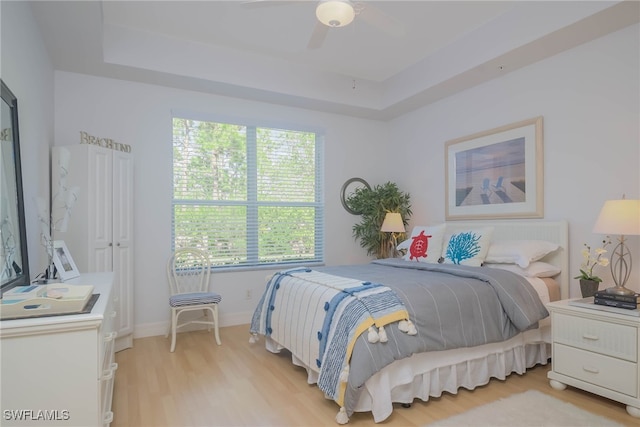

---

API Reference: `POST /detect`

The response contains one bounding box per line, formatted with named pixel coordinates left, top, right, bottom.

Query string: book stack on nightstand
left=594, top=290, right=640, bottom=310
left=568, top=296, right=640, bottom=317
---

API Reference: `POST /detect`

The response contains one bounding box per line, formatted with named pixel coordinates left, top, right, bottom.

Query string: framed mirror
left=340, top=177, right=370, bottom=215
left=1, top=79, right=30, bottom=293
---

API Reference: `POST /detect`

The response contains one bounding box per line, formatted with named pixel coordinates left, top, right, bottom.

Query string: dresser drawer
left=101, top=361, right=118, bottom=423
left=102, top=331, right=117, bottom=372
left=98, top=296, right=117, bottom=374
left=554, top=343, right=638, bottom=397
left=553, top=312, right=638, bottom=362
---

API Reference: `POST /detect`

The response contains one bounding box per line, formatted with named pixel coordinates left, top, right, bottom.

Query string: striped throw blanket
left=250, top=268, right=416, bottom=409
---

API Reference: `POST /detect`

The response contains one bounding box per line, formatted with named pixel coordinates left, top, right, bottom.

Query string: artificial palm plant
left=346, top=181, right=412, bottom=259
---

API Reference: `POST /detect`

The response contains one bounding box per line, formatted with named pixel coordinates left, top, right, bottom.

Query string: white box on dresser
left=0, top=273, right=117, bottom=427
left=547, top=298, right=640, bottom=418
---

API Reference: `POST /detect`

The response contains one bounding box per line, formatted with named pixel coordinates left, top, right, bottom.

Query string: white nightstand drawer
left=553, top=312, right=638, bottom=362
left=554, top=343, right=638, bottom=397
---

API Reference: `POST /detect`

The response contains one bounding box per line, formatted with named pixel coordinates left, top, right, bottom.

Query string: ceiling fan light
left=316, top=0, right=355, bottom=28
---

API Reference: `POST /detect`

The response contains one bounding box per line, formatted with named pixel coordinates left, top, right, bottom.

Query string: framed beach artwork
left=52, top=240, right=80, bottom=281
left=445, top=116, right=543, bottom=220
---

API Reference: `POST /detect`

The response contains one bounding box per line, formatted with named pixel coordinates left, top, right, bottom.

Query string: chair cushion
left=170, top=292, right=222, bottom=307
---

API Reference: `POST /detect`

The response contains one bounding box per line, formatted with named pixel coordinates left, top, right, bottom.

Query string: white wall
left=389, top=24, right=640, bottom=297
left=53, top=74, right=388, bottom=335
left=1, top=1, right=54, bottom=277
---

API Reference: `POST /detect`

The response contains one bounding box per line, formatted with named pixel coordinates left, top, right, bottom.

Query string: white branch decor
left=1, top=193, right=16, bottom=280
left=51, top=147, right=79, bottom=232
left=35, top=147, right=79, bottom=280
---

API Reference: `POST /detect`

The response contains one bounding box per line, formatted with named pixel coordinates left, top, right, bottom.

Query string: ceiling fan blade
left=240, top=1, right=302, bottom=9
left=358, top=3, right=405, bottom=38
left=240, top=0, right=270, bottom=8
left=307, top=21, right=329, bottom=49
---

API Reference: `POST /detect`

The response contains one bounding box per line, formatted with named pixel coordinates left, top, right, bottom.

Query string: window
left=172, top=117, right=324, bottom=269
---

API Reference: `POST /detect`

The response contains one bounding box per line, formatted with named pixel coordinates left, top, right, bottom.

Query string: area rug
left=426, top=390, right=626, bottom=426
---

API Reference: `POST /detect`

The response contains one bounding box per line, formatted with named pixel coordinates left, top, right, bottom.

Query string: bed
left=250, top=220, right=569, bottom=424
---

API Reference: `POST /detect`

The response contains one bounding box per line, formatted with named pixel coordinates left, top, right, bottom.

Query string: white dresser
left=0, top=273, right=117, bottom=426
left=547, top=299, right=640, bottom=418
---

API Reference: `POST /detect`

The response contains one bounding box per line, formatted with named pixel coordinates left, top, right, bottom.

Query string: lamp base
left=605, top=285, right=637, bottom=296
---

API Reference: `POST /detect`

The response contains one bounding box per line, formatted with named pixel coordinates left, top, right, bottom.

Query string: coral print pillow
left=401, top=224, right=446, bottom=264
left=442, top=227, right=494, bottom=267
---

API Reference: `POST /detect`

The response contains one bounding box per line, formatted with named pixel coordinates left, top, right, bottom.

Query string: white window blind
left=172, top=117, right=324, bottom=269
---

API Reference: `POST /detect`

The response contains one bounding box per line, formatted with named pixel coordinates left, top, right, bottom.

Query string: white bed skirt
left=355, top=320, right=551, bottom=422
left=267, top=319, right=551, bottom=423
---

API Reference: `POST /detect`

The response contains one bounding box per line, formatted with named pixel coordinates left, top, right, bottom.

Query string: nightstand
left=547, top=299, right=640, bottom=418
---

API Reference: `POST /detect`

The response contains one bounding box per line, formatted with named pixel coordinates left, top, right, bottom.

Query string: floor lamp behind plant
left=592, top=197, right=640, bottom=296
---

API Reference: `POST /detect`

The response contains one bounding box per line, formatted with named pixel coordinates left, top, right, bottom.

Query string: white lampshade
left=316, top=0, right=355, bottom=28
left=593, top=199, right=640, bottom=236
left=381, top=212, right=405, bottom=233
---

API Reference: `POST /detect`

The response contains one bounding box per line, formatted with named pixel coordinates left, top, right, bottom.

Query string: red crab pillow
left=400, top=224, right=446, bottom=264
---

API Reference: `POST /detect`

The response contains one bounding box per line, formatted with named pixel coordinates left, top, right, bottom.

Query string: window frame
left=171, top=113, right=325, bottom=271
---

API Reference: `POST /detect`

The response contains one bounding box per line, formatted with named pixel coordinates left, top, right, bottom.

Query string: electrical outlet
left=245, top=289, right=252, bottom=300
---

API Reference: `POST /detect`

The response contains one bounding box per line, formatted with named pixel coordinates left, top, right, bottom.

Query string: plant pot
left=580, top=279, right=600, bottom=298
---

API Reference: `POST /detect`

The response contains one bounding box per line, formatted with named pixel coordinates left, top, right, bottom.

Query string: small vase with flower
left=574, top=238, right=611, bottom=298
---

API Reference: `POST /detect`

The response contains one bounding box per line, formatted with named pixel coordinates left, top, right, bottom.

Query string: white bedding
left=528, top=276, right=552, bottom=305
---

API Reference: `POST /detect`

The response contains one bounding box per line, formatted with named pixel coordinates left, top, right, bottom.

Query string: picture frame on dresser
left=445, top=116, right=544, bottom=220
left=52, top=240, right=80, bottom=281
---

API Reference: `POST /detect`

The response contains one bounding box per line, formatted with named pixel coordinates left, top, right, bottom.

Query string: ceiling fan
left=243, top=0, right=405, bottom=49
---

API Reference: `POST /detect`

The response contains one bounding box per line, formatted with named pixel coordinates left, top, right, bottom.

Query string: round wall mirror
left=340, top=177, right=370, bottom=215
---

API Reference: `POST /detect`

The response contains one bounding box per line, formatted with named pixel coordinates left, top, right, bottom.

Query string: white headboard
left=444, top=220, right=569, bottom=299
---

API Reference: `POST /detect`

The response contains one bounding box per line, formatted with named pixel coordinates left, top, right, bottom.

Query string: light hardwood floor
left=112, top=325, right=634, bottom=427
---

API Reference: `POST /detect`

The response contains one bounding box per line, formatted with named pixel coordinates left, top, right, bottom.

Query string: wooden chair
left=165, top=248, right=221, bottom=352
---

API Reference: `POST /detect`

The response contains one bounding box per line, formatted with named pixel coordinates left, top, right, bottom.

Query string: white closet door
left=89, top=147, right=113, bottom=272
left=112, top=150, right=134, bottom=344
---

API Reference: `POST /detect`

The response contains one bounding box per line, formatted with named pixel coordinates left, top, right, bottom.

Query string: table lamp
left=592, top=197, right=640, bottom=295
left=381, top=212, right=405, bottom=258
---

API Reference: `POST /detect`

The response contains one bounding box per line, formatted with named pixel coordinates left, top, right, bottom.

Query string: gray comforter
left=315, top=258, right=549, bottom=416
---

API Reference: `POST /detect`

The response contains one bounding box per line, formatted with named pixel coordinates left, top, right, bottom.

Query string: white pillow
left=402, top=224, right=446, bottom=264
left=442, top=227, right=494, bottom=267
left=486, top=261, right=561, bottom=278
left=485, top=240, right=560, bottom=268
left=396, top=238, right=410, bottom=251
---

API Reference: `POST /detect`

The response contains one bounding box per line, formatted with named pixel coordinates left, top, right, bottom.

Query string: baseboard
left=115, top=334, right=133, bottom=352
left=133, top=311, right=253, bottom=339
